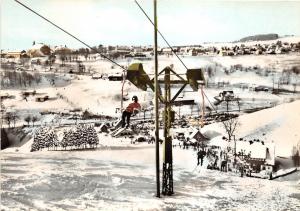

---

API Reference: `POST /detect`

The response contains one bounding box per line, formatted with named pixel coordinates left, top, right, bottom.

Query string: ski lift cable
left=135, top=1, right=236, bottom=133
left=203, top=91, right=217, bottom=113
left=135, top=0, right=208, bottom=128
left=199, top=85, right=205, bottom=127
left=16, top=0, right=211, bottom=125
left=134, top=0, right=189, bottom=71
left=14, top=0, right=126, bottom=71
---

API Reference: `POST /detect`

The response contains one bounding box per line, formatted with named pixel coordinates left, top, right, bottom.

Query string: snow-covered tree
left=60, top=124, right=99, bottom=150
left=31, top=124, right=99, bottom=151
left=31, top=127, right=58, bottom=152
left=31, top=127, right=48, bottom=152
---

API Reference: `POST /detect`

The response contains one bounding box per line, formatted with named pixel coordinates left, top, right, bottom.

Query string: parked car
left=254, top=86, right=269, bottom=92
left=219, top=91, right=234, bottom=100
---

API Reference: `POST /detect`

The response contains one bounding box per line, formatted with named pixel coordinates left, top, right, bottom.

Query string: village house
left=187, top=129, right=209, bottom=146
left=54, top=45, right=72, bottom=55
left=5, top=51, right=22, bottom=58
left=236, top=141, right=276, bottom=173
left=107, top=72, right=123, bottom=81
left=188, top=48, right=198, bottom=56
left=132, top=46, right=144, bottom=54
left=162, top=47, right=173, bottom=56
left=28, top=43, right=52, bottom=57
left=4, top=50, right=28, bottom=59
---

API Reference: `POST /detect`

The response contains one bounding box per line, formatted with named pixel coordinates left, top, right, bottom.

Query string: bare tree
left=21, top=71, right=28, bottom=87
left=20, top=56, right=30, bottom=66
left=225, top=98, right=230, bottom=112
left=292, top=141, right=300, bottom=167
left=32, top=116, right=38, bottom=127
left=84, top=53, right=88, bottom=61
left=11, top=112, right=19, bottom=128
left=293, top=83, right=297, bottom=93
left=236, top=97, right=241, bottom=112
left=59, top=54, right=66, bottom=66
left=24, top=116, right=31, bottom=126
left=222, top=117, right=239, bottom=141
left=48, top=73, right=56, bottom=86
left=142, top=109, right=146, bottom=120
left=221, top=116, right=240, bottom=157
left=0, top=103, right=5, bottom=125
left=190, top=104, right=194, bottom=116
left=33, top=72, right=42, bottom=84
left=48, top=54, right=56, bottom=70
left=5, top=112, right=12, bottom=128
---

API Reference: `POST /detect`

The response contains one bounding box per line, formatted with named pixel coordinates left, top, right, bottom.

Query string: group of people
left=196, top=147, right=230, bottom=171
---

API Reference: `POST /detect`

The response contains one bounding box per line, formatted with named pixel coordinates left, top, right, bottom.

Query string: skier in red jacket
left=121, top=95, right=141, bottom=128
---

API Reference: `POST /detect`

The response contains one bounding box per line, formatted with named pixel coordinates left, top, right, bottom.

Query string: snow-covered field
left=2, top=52, right=300, bottom=210
left=2, top=56, right=300, bottom=120
left=1, top=144, right=300, bottom=211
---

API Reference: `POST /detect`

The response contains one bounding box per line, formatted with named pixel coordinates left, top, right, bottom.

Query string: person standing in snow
left=121, top=95, right=141, bottom=128
left=197, top=150, right=206, bottom=166
left=213, top=155, right=219, bottom=169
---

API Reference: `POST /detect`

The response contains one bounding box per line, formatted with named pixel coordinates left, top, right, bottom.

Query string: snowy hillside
left=203, top=100, right=300, bottom=157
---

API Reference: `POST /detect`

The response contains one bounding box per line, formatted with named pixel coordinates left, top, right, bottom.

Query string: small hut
left=188, top=128, right=209, bottom=148
left=99, top=123, right=109, bottom=133
left=35, top=95, right=49, bottom=102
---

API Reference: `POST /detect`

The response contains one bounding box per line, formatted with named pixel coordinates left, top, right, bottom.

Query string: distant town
left=2, top=35, right=300, bottom=63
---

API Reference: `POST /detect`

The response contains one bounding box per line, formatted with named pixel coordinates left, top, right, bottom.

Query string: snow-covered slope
left=238, top=100, right=300, bottom=157
left=204, top=100, right=300, bottom=157
left=1, top=144, right=300, bottom=210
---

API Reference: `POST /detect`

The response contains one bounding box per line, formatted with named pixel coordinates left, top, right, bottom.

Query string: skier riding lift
left=121, top=95, right=141, bottom=128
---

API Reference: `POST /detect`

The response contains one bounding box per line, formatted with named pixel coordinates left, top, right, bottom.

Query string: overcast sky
left=1, top=0, right=300, bottom=50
